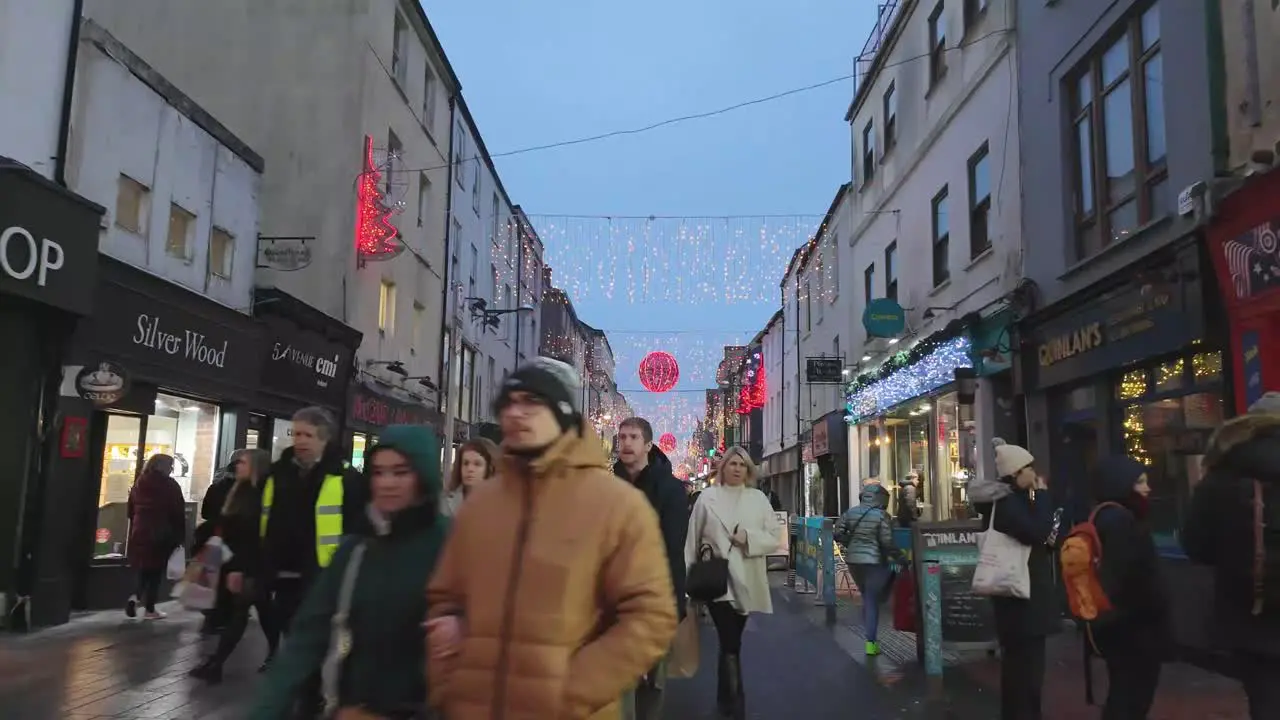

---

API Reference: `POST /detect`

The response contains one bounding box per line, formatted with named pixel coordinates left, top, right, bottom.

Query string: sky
left=424, top=1, right=876, bottom=460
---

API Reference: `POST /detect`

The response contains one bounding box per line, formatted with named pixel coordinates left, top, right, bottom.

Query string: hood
left=648, top=445, right=672, bottom=471
left=505, top=420, right=611, bottom=479
left=1204, top=413, right=1280, bottom=482
left=364, top=425, right=443, bottom=536
left=967, top=475, right=1014, bottom=503
left=612, top=445, right=673, bottom=480
left=1094, top=455, right=1147, bottom=503
left=858, top=483, right=889, bottom=508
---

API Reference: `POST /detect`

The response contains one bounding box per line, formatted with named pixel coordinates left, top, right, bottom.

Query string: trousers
left=999, top=635, right=1046, bottom=720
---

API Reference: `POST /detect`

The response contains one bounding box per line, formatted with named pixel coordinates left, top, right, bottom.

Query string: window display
left=271, top=417, right=294, bottom=461
left=933, top=393, right=977, bottom=520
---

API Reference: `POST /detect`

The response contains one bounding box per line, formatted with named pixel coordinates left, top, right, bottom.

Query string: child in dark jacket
left=1089, top=455, right=1168, bottom=719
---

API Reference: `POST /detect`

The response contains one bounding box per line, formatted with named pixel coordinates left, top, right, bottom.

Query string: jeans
left=851, top=564, right=892, bottom=642
left=135, top=568, right=163, bottom=613
left=1240, top=653, right=1280, bottom=720
left=269, top=575, right=322, bottom=712
left=707, top=601, right=748, bottom=654
left=211, top=583, right=278, bottom=665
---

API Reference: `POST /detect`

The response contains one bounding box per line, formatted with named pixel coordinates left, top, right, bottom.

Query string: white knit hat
left=992, top=437, right=1035, bottom=478
left=1248, top=391, right=1280, bottom=416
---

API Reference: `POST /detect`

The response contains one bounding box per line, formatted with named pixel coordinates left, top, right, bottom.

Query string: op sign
left=75, top=361, right=130, bottom=407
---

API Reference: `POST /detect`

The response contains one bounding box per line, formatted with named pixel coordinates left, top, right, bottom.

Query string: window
left=392, top=12, right=408, bottom=86
left=385, top=129, right=401, bottom=195
left=379, top=280, right=396, bottom=335
left=928, top=2, right=947, bottom=86
left=453, top=131, right=466, bottom=188
left=487, top=357, right=497, bottom=414
left=490, top=193, right=500, bottom=246
left=471, top=166, right=481, bottom=215
left=114, top=174, right=148, bottom=233
left=412, top=301, right=425, bottom=355
left=883, top=82, right=897, bottom=151
left=166, top=204, right=194, bottom=260
left=1071, top=4, right=1166, bottom=259
left=92, top=395, right=221, bottom=561
left=468, top=244, right=477, bottom=299
left=491, top=264, right=499, bottom=300
left=968, top=142, right=991, bottom=258
left=459, top=346, right=476, bottom=421
left=209, top=227, right=234, bottom=279
left=422, top=62, right=437, bottom=130
left=503, top=283, right=512, bottom=308
left=827, top=231, right=840, bottom=295
left=963, top=0, right=988, bottom=32
left=932, top=187, right=950, bottom=286
left=861, top=120, right=876, bottom=181
left=885, top=242, right=898, bottom=302
left=864, top=263, right=876, bottom=306
left=417, top=172, right=430, bottom=228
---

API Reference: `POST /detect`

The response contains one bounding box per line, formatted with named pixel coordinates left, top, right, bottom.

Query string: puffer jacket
left=426, top=421, right=677, bottom=720
left=836, top=483, right=895, bottom=565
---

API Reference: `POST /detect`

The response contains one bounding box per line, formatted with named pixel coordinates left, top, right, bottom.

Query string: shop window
left=271, top=417, right=294, bottom=461
left=867, top=425, right=882, bottom=480
left=1117, top=369, right=1148, bottom=400
left=92, top=394, right=221, bottom=561
left=351, top=433, right=370, bottom=472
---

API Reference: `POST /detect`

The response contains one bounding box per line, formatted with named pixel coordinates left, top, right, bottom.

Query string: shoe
left=143, top=611, right=166, bottom=620
left=125, top=596, right=137, bottom=619
left=258, top=653, right=276, bottom=673
left=724, top=652, right=745, bottom=720
left=865, top=640, right=880, bottom=656
left=188, top=659, right=223, bottom=683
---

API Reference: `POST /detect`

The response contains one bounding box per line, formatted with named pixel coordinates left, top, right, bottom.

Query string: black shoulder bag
left=686, top=543, right=729, bottom=603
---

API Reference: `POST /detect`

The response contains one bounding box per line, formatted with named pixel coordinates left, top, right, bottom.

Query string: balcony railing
left=855, top=2, right=903, bottom=94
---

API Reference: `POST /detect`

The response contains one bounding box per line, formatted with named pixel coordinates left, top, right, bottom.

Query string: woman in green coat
left=250, top=425, right=449, bottom=719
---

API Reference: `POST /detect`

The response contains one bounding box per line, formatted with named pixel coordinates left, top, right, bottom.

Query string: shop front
left=251, top=287, right=361, bottom=461
left=1206, top=168, right=1280, bottom=412
left=760, top=445, right=800, bottom=515
left=809, top=412, right=849, bottom=516
left=347, top=382, right=441, bottom=471
left=1019, top=240, right=1223, bottom=554
left=58, top=256, right=266, bottom=614
left=0, top=162, right=103, bottom=629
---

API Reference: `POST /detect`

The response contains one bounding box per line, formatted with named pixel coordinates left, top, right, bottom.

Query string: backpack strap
left=1086, top=501, right=1125, bottom=524
left=322, top=541, right=367, bottom=715
left=1252, top=479, right=1266, bottom=617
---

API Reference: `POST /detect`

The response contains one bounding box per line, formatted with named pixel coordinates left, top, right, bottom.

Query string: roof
left=781, top=182, right=851, bottom=286
left=455, top=95, right=516, bottom=211
left=844, top=1, right=913, bottom=122
left=405, top=0, right=464, bottom=95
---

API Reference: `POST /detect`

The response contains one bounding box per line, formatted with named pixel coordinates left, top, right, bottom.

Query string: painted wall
left=0, top=0, right=76, bottom=178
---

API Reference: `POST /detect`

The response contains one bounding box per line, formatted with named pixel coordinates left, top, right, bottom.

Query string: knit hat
left=494, top=357, right=582, bottom=431
left=992, top=437, right=1035, bottom=478
left=1248, top=391, right=1280, bottom=416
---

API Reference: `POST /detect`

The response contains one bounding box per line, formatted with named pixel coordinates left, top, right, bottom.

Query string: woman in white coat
left=685, top=446, right=782, bottom=719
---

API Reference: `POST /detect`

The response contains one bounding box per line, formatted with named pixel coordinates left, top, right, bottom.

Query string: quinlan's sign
left=1038, top=323, right=1103, bottom=367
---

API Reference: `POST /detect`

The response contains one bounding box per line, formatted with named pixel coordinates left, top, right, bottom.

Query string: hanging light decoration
left=637, top=351, right=680, bottom=393
left=355, top=135, right=402, bottom=262
left=658, top=432, right=678, bottom=454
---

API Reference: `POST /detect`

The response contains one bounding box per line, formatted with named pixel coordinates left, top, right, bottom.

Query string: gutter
left=438, top=95, right=458, bottom=399
left=53, top=0, right=85, bottom=186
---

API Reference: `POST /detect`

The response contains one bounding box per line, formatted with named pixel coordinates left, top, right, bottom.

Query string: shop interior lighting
left=887, top=338, right=900, bottom=345
left=861, top=354, right=872, bottom=362
left=918, top=403, right=931, bottom=411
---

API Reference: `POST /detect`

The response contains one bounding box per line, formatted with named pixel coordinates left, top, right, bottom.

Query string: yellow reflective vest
left=259, top=472, right=346, bottom=568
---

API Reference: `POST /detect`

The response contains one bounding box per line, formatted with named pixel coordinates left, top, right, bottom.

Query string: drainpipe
left=513, top=212, right=524, bottom=366
left=1241, top=0, right=1262, bottom=128
left=53, top=0, right=85, bottom=186
left=438, top=94, right=457, bottom=445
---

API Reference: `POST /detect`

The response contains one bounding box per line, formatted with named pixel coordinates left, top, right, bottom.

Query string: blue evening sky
left=425, top=1, right=875, bottom=455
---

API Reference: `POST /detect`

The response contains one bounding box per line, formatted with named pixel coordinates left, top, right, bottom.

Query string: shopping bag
left=971, top=502, right=1032, bottom=598
left=165, top=546, right=186, bottom=581
left=171, top=537, right=232, bottom=610
left=668, top=609, right=701, bottom=679
left=893, top=567, right=918, bottom=632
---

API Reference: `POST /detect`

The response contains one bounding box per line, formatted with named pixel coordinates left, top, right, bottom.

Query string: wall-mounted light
left=366, top=359, right=408, bottom=377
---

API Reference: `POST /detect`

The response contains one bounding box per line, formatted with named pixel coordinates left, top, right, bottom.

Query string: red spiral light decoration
left=637, top=351, right=680, bottom=393
left=658, top=432, right=678, bottom=454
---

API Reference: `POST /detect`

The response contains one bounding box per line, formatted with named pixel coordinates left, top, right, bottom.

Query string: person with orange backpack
left=1060, top=455, right=1168, bottom=719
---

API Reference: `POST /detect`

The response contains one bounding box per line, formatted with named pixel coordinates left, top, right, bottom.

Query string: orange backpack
left=1060, top=502, right=1125, bottom=632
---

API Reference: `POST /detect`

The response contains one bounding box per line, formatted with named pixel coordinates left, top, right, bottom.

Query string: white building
left=0, top=0, right=80, bottom=179
left=67, top=22, right=261, bottom=310
left=842, top=0, right=1022, bottom=521
left=84, top=0, right=459, bottom=447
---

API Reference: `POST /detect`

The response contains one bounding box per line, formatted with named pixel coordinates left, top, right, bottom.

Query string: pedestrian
left=684, top=446, right=783, bottom=720
left=190, top=449, right=280, bottom=682
left=896, top=470, right=921, bottom=528
left=197, top=458, right=237, bottom=635
left=440, top=437, right=499, bottom=517
left=1182, top=392, right=1280, bottom=719
left=251, top=425, right=449, bottom=720
left=968, top=439, right=1064, bottom=720
left=258, top=406, right=367, bottom=717
left=425, top=357, right=676, bottom=720
left=125, top=453, right=185, bottom=621
left=614, top=417, right=689, bottom=720
left=834, top=482, right=903, bottom=656
left=1075, top=455, right=1168, bottom=719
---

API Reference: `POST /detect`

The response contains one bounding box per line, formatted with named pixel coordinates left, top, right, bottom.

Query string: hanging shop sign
left=348, top=384, right=438, bottom=431
left=806, top=357, right=843, bottom=383
left=0, top=165, right=103, bottom=315
left=810, top=418, right=829, bottom=457
left=256, top=237, right=313, bottom=271
left=74, top=360, right=131, bottom=407
left=863, top=297, right=906, bottom=338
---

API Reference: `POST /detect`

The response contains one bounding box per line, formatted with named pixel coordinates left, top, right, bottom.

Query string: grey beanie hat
left=495, top=356, right=583, bottom=430
left=1248, top=391, right=1280, bottom=416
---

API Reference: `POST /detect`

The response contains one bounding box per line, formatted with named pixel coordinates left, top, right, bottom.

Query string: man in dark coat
left=614, top=417, right=688, bottom=720
left=1183, top=394, right=1280, bottom=719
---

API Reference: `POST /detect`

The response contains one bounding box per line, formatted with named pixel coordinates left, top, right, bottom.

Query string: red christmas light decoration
left=355, top=135, right=402, bottom=261
left=637, top=351, right=680, bottom=393
left=737, top=350, right=767, bottom=414
left=658, top=432, right=678, bottom=454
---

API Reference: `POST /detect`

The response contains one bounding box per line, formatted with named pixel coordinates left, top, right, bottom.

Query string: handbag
left=892, top=568, right=917, bottom=632
left=323, top=542, right=368, bottom=718
left=971, top=501, right=1032, bottom=599
left=686, top=544, right=729, bottom=603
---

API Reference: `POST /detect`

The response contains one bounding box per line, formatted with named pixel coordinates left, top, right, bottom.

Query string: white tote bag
left=165, top=546, right=187, bottom=581
left=971, top=501, right=1032, bottom=599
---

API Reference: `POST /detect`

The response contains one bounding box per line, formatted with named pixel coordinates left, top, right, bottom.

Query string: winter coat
left=194, top=468, right=235, bottom=552
left=217, top=479, right=266, bottom=581
left=126, top=470, right=186, bottom=570
left=426, top=421, right=676, bottom=720
left=685, top=484, right=783, bottom=614
left=252, top=425, right=449, bottom=719
left=1182, top=412, right=1280, bottom=658
left=1089, top=456, right=1169, bottom=656
left=614, top=446, right=690, bottom=619
left=896, top=482, right=920, bottom=526
left=260, top=444, right=368, bottom=578
left=970, top=476, right=1062, bottom=642
left=836, top=483, right=896, bottom=566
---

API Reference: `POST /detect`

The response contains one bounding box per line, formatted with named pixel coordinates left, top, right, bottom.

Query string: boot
left=188, top=658, right=224, bottom=683
left=715, top=652, right=731, bottom=716
left=724, top=652, right=745, bottom=720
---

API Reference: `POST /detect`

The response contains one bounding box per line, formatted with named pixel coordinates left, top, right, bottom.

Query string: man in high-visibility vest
left=236, top=405, right=364, bottom=715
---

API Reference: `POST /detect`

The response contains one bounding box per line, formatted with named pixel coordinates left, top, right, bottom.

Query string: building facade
left=84, top=0, right=458, bottom=458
